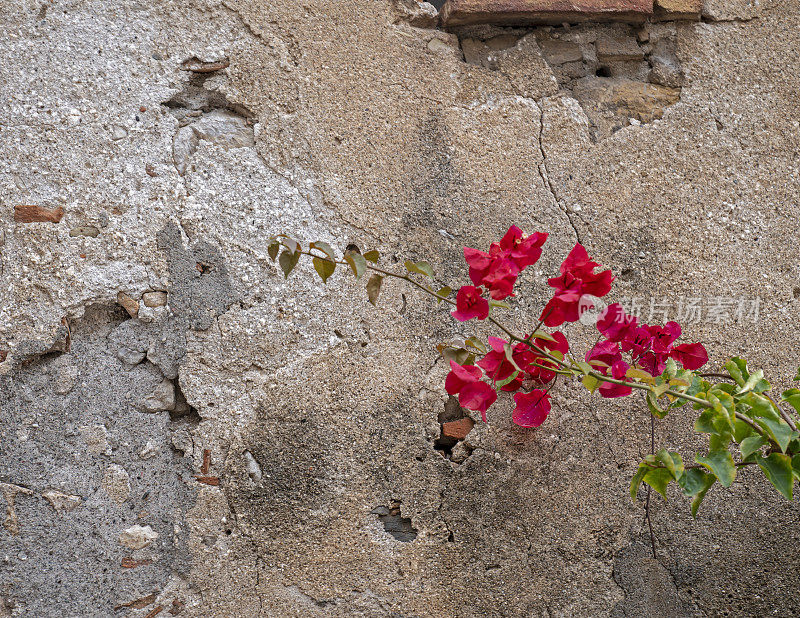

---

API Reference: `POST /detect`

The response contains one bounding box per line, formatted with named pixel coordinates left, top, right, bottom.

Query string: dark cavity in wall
left=371, top=500, right=418, bottom=542
left=434, top=396, right=475, bottom=463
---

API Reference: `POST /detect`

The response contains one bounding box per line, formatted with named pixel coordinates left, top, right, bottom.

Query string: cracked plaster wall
left=1, top=0, right=799, bottom=616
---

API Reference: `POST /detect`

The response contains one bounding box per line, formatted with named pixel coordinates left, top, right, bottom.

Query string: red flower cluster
left=463, top=226, right=548, bottom=300
left=445, top=361, right=497, bottom=421
left=453, top=227, right=547, bottom=322
left=586, top=303, right=709, bottom=398
left=541, top=244, right=613, bottom=327
left=442, top=227, right=708, bottom=429
left=445, top=332, right=566, bottom=427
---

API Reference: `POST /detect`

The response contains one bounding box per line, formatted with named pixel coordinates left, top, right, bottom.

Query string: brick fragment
left=14, top=205, right=64, bottom=223
left=654, top=0, right=700, bottom=19
left=440, top=0, right=653, bottom=27
left=195, top=476, right=220, bottom=486
left=442, top=417, right=475, bottom=440
left=121, top=557, right=153, bottom=568
left=114, top=593, right=157, bottom=610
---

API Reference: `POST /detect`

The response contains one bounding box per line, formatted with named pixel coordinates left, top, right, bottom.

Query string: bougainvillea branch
left=269, top=228, right=800, bottom=522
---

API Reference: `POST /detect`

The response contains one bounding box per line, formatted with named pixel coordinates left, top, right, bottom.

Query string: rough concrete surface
left=0, top=0, right=798, bottom=616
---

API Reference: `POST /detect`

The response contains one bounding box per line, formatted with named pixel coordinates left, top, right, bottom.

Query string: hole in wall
left=434, top=396, right=475, bottom=463
left=371, top=500, right=418, bottom=542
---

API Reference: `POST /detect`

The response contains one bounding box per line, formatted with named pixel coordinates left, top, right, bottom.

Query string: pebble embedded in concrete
left=119, top=524, right=159, bottom=550
left=42, top=490, right=82, bottom=513
left=142, top=291, right=168, bottom=308
left=102, top=464, right=131, bottom=504
left=140, top=379, right=176, bottom=413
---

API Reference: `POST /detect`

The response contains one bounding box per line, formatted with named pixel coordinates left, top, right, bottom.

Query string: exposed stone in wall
left=459, top=22, right=684, bottom=139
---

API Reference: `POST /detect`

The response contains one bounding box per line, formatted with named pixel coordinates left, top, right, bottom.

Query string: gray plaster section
left=0, top=305, right=196, bottom=616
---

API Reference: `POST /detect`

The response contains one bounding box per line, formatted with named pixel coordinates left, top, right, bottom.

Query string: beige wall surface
left=1, top=1, right=798, bottom=616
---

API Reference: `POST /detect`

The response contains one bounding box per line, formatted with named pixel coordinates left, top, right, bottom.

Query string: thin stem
left=645, top=412, right=657, bottom=559
left=764, top=393, right=799, bottom=432
left=699, top=372, right=735, bottom=381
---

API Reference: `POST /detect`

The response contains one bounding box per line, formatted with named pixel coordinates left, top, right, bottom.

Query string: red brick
left=14, top=205, right=64, bottom=223
left=440, top=0, right=653, bottom=27
left=442, top=417, right=475, bottom=440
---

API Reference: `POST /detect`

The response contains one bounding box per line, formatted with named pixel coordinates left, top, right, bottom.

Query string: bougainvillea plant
left=267, top=228, right=800, bottom=536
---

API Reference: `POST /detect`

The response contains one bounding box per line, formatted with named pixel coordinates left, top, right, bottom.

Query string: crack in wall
left=535, top=103, right=583, bottom=244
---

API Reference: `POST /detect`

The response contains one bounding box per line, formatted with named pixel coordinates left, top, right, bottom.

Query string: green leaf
left=643, top=468, right=673, bottom=500
left=488, top=300, right=510, bottom=310
left=737, top=368, right=765, bottom=395
left=709, top=431, right=733, bottom=453
left=695, top=451, right=737, bottom=488
left=267, top=240, right=280, bottom=261
left=576, top=362, right=593, bottom=376
left=694, top=408, right=717, bottom=434
left=690, top=474, right=717, bottom=518
left=792, top=454, right=800, bottom=480
left=496, top=371, right=520, bottom=389
left=678, top=468, right=710, bottom=497
left=465, top=337, right=487, bottom=354
left=755, top=417, right=798, bottom=453
left=725, top=358, right=747, bottom=387
left=344, top=252, right=367, bottom=279
left=739, top=435, right=767, bottom=461
left=647, top=390, right=668, bottom=419
left=652, top=383, right=670, bottom=397
left=630, top=464, right=649, bottom=501
left=404, top=260, right=434, bottom=278
left=582, top=375, right=599, bottom=394
left=278, top=250, right=300, bottom=278
left=312, top=256, right=335, bottom=283
left=366, top=274, right=383, bottom=306
left=363, top=250, right=380, bottom=263
left=656, top=449, right=684, bottom=480
left=531, top=330, right=557, bottom=343
left=627, top=368, right=656, bottom=384
left=280, top=236, right=299, bottom=255
left=732, top=418, right=754, bottom=443
left=781, top=388, right=800, bottom=415
left=309, top=241, right=336, bottom=261
left=709, top=391, right=735, bottom=431
left=503, top=343, right=522, bottom=372
left=663, top=358, right=677, bottom=380
left=442, top=347, right=472, bottom=366
left=742, top=392, right=780, bottom=421
left=757, top=453, right=794, bottom=500
left=436, top=286, right=452, bottom=304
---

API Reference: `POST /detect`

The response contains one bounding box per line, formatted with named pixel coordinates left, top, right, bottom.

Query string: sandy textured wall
left=1, top=0, right=799, bottom=616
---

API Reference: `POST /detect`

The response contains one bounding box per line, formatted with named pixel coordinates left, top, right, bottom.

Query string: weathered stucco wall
left=1, top=0, right=799, bottom=616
